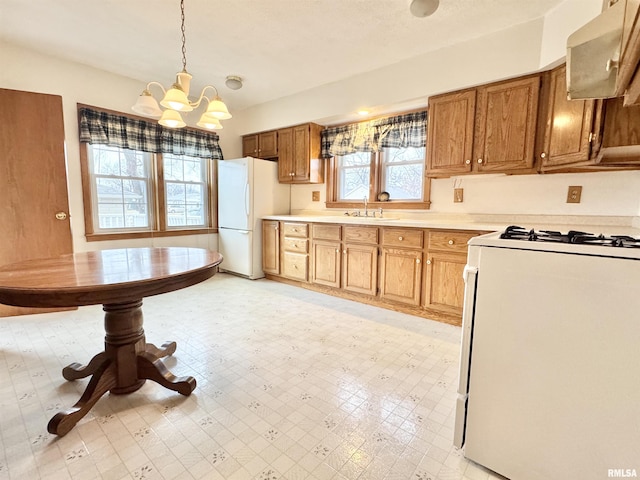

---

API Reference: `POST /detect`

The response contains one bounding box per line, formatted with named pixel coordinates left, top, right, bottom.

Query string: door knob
left=55, top=212, right=68, bottom=220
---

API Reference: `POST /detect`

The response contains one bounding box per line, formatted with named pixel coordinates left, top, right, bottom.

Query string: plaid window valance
left=321, top=110, right=427, bottom=158
left=79, top=107, right=224, bottom=160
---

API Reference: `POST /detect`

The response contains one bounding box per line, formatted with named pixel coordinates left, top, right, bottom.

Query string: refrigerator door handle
left=244, top=182, right=250, bottom=217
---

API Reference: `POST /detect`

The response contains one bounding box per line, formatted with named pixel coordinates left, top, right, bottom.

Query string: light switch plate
left=454, top=188, right=464, bottom=203
left=312, top=191, right=320, bottom=202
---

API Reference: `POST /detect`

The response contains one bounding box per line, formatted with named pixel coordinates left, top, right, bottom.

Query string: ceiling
left=0, top=0, right=567, bottom=113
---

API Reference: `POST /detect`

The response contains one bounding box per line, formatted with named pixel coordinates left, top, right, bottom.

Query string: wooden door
left=311, top=241, right=341, bottom=288
left=541, top=65, right=597, bottom=169
left=342, top=244, right=377, bottom=296
left=379, top=248, right=422, bottom=306
left=426, top=89, right=476, bottom=176
left=262, top=220, right=280, bottom=275
left=423, top=251, right=466, bottom=323
left=0, top=88, right=73, bottom=316
left=475, top=76, right=540, bottom=173
left=277, top=127, right=293, bottom=182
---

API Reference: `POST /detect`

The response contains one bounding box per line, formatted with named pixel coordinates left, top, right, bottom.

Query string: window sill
left=325, top=200, right=430, bottom=210
left=85, top=227, right=218, bottom=242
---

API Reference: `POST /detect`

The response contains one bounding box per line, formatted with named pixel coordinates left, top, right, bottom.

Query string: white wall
left=0, top=41, right=234, bottom=252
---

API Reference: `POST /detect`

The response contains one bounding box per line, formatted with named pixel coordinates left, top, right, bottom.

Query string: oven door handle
left=454, top=265, right=479, bottom=449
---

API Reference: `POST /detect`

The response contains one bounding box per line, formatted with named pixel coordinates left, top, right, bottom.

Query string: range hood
left=566, top=0, right=627, bottom=100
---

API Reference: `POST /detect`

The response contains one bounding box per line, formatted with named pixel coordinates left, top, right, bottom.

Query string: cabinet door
left=342, top=244, right=378, bottom=296
left=292, top=124, right=311, bottom=181
left=542, top=65, right=596, bottom=169
left=379, top=248, right=422, bottom=306
left=242, top=134, right=259, bottom=157
left=259, top=131, right=278, bottom=158
left=597, top=97, right=640, bottom=165
left=475, top=76, right=540, bottom=173
left=426, top=89, right=476, bottom=176
left=277, top=127, right=293, bottom=182
left=423, top=251, right=466, bottom=322
left=311, top=241, right=341, bottom=288
left=262, top=220, right=280, bottom=275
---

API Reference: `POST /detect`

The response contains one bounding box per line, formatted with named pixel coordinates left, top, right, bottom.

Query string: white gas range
left=454, top=226, right=640, bottom=480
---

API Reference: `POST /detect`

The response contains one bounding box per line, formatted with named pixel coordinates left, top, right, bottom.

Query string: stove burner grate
left=500, top=226, right=640, bottom=248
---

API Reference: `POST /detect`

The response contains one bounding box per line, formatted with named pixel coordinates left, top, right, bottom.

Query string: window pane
left=90, top=142, right=152, bottom=232
left=163, top=153, right=208, bottom=228
left=381, top=147, right=425, bottom=200
left=337, top=153, right=371, bottom=201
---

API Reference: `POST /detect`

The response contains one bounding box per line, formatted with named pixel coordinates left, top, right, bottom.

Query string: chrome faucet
left=363, top=196, right=368, bottom=217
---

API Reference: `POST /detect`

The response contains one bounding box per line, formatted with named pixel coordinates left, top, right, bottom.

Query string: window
left=78, top=106, right=221, bottom=240
left=322, top=110, right=430, bottom=209
left=163, top=153, right=208, bottom=228
left=380, top=146, right=425, bottom=201
left=88, top=145, right=153, bottom=231
left=334, top=147, right=426, bottom=204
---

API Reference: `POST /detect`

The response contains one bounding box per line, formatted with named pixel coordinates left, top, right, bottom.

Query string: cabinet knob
left=293, top=243, right=297, bottom=248
left=343, top=250, right=347, bottom=254
left=294, top=265, right=298, bottom=269
left=448, top=239, right=454, bottom=245
left=477, top=158, right=483, bottom=164
left=426, top=259, right=432, bottom=265
left=465, top=159, right=471, bottom=165
left=416, top=259, right=421, bottom=264
left=398, top=236, right=403, bottom=241
left=336, top=249, right=340, bottom=253
left=540, top=152, right=546, bottom=159
left=55, top=211, right=68, bottom=220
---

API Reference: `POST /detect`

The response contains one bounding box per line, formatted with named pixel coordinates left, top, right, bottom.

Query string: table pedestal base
left=48, top=300, right=196, bottom=436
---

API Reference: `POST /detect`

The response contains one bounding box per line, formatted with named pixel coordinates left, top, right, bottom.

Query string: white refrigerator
left=217, top=157, right=290, bottom=279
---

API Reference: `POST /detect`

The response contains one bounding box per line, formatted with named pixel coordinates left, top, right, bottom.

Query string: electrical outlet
left=454, top=188, right=464, bottom=203
left=312, top=191, right=320, bottom=202
left=567, top=186, right=582, bottom=203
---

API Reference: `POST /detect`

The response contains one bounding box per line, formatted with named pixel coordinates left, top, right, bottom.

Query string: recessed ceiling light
left=357, top=110, right=370, bottom=116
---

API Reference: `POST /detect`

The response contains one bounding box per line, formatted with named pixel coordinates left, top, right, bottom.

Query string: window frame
left=79, top=107, right=217, bottom=242
left=326, top=149, right=431, bottom=210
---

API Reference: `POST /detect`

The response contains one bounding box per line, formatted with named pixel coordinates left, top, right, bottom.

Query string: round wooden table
left=0, top=247, right=223, bottom=436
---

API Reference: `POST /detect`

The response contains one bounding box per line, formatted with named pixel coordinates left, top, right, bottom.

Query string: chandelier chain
left=180, top=0, right=187, bottom=71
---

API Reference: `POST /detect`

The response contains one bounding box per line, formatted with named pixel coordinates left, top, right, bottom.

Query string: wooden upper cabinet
left=242, top=130, right=278, bottom=159
left=426, top=75, right=541, bottom=177
left=278, top=123, right=324, bottom=184
left=474, top=75, right=540, bottom=173
left=426, top=89, right=476, bottom=176
left=540, top=64, right=599, bottom=171
left=595, top=96, right=640, bottom=165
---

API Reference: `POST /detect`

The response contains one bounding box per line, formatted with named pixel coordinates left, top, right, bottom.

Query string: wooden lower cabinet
left=379, top=247, right=422, bottom=306
left=423, top=252, right=467, bottom=316
left=264, top=220, right=485, bottom=326
left=262, top=220, right=280, bottom=275
left=280, top=222, right=309, bottom=281
left=311, top=241, right=341, bottom=287
left=342, top=244, right=378, bottom=296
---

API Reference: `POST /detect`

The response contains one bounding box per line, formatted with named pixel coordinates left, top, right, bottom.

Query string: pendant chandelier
left=132, top=0, right=231, bottom=130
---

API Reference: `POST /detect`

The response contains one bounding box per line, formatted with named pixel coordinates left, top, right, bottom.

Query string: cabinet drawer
left=428, top=230, right=478, bottom=253
left=282, top=252, right=308, bottom=281
left=282, top=222, right=308, bottom=238
left=283, top=237, right=308, bottom=253
left=312, top=224, right=341, bottom=241
left=343, top=226, right=378, bottom=245
left=381, top=228, right=423, bottom=248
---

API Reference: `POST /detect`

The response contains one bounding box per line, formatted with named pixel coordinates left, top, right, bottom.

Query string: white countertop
left=261, top=213, right=640, bottom=236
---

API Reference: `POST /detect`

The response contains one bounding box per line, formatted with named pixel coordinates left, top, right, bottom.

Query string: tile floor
left=0, top=273, right=504, bottom=480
